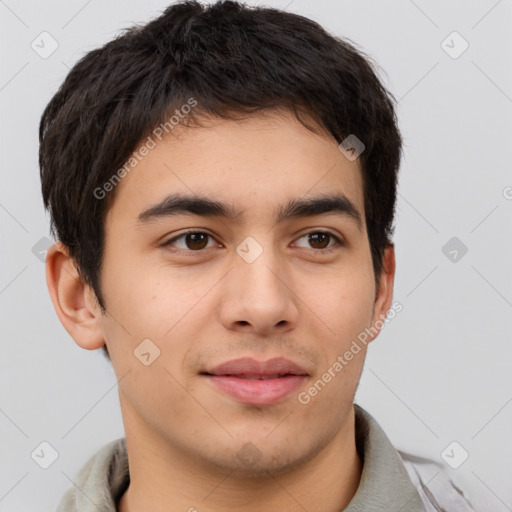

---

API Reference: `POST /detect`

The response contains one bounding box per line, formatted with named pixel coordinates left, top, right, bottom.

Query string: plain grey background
left=1, top=0, right=511, bottom=510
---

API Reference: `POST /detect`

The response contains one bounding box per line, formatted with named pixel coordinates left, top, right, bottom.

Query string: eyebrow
left=137, top=192, right=362, bottom=230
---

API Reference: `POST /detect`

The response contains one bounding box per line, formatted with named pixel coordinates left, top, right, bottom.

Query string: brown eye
left=294, top=231, right=343, bottom=252
left=183, top=233, right=209, bottom=250
left=308, top=232, right=330, bottom=249
left=163, top=231, right=215, bottom=251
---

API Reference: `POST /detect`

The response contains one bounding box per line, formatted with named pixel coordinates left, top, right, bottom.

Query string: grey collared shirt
left=55, top=404, right=475, bottom=511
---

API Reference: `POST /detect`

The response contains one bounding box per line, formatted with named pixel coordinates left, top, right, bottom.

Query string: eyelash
left=161, top=230, right=344, bottom=255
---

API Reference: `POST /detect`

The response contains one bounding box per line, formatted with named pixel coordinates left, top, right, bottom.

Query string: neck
left=118, top=406, right=362, bottom=512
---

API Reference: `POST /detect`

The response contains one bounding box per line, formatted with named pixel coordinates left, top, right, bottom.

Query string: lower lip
left=206, top=375, right=307, bottom=406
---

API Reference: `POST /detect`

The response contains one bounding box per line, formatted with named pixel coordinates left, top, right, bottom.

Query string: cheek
left=101, top=258, right=210, bottom=340
left=117, top=359, right=215, bottom=441
left=303, top=266, right=375, bottom=340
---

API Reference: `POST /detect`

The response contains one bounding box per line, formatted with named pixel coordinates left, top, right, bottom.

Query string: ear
left=367, top=244, right=396, bottom=343
left=45, top=241, right=106, bottom=350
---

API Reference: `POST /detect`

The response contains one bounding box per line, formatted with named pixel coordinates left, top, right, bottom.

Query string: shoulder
left=398, top=451, right=477, bottom=511
left=55, top=438, right=129, bottom=512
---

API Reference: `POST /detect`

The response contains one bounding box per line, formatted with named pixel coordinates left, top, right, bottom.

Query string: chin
left=191, top=439, right=323, bottom=479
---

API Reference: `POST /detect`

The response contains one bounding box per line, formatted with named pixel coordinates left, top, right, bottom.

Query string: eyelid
left=161, top=228, right=345, bottom=253
left=292, top=230, right=344, bottom=251
left=161, top=229, right=219, bottom=249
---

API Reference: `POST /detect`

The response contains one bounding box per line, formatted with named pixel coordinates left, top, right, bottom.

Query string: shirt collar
left=345, top=404, right=425, bottom=511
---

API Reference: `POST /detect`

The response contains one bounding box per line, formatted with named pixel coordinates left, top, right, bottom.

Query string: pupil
left=187, top=233, right=208, bottom=250
left=310, top=233, right=329, bottom=249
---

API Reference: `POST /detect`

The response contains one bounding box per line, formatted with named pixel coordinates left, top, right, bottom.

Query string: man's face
left=97, top=109, right=390, bottom=474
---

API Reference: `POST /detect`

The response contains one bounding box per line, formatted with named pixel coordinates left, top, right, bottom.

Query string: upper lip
left=203, top=357, right=309, bottom=377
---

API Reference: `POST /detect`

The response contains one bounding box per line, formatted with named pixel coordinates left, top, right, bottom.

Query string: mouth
left=201, top=357, right=309, bottom=406
left=205, top=373, right=299, bottom=379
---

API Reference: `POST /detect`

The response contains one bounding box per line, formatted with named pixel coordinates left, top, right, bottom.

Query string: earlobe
left=368, top=244, right=396, bottom=343
left=45, top=242, right=106, bottom=350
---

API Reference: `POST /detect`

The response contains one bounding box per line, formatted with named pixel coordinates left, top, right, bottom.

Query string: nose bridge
left=236, top=234, right=286, bottom=300
left=220, top=234, right=298, bottom=333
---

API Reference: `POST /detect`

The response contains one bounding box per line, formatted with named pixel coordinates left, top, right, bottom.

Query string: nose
left=219, top=245, right=300, bottom=336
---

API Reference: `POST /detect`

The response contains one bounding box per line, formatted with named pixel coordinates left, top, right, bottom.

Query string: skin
left=46, top=108, right=395, bottom=512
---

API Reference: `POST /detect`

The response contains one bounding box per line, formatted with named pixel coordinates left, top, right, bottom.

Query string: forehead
left=105, top=110, right=365, bottom=227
